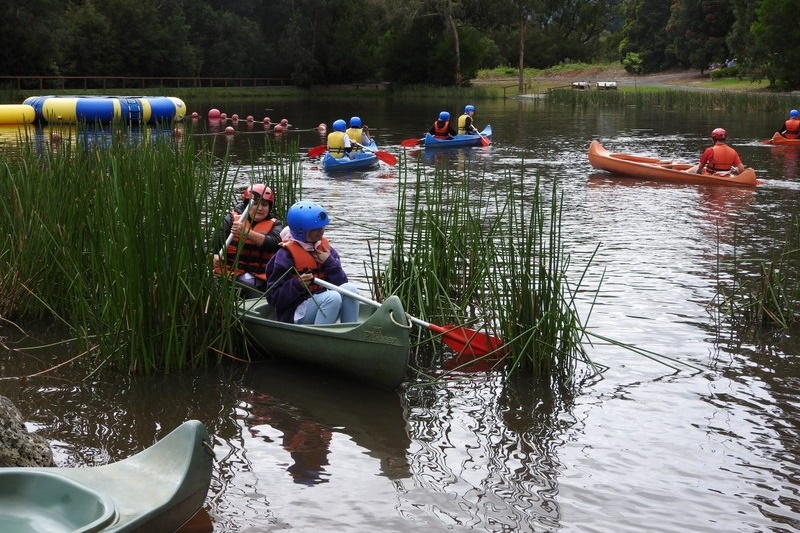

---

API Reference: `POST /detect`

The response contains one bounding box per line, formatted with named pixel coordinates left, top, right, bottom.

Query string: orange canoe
left=588, top=140, right=758, bottom=188
left=768, top=132, right=800, bottom=145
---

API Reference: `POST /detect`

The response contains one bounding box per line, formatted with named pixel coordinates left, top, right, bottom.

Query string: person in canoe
left=689, top=128, right=745, bottom=175
left=265, top=200, right=359, bottom=325
left=345, top=116, right=371, bottom=151
left=458, top=104, right=479, bottom=135
left=429, top=111, right=456, bottom=139
left=778, top=109, right=800, bottom=139
left=214, top=184, right=283, bottom=298
left=326, top=119, right=354, bottom=159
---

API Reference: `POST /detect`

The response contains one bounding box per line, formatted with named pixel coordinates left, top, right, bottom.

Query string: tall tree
left=618, top=0, right=676, bottom=73
left=666, top=0, right=735, bottom=73
left=0, top=0, right=61, bottom=75
left=751, top=0, right=800, bottom=89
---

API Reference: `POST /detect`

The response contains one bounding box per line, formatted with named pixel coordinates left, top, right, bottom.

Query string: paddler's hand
left=299, top=272, right=314, bottom=287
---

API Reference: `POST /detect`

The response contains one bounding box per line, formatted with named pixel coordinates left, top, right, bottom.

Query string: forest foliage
left=1, top=0, right=797, bottom=89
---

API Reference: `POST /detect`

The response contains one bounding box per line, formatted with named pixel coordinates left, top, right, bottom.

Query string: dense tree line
left=1, top=0, right=797, bottom=89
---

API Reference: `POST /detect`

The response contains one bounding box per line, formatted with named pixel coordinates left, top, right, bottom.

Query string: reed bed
left=718, top=217, right=800, bottom=332
left=545, top=88, right=796, bottom=114
left=378, top=156, right=597, bottom=383
left=0, top=124, right=290, bottom=373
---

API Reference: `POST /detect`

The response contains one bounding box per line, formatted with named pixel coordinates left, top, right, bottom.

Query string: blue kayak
left=424, top=125, right=492, bottom=148
left=322, top=140, right=380, bottom=172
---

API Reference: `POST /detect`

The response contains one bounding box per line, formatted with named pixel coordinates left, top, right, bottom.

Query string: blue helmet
left=287, top=200, right=329, bottom=242
left=791, top=109, right=799, bottom=118
left=332, top=119, right=346, bottom=132
left=349, top=116, right=362, bottom=128
left=465, top=104, right=475, bottom=114
left=438, top=111, right=450, bottom=121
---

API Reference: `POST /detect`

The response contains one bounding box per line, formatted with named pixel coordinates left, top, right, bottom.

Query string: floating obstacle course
left=0, top=96, right=186, bottom=125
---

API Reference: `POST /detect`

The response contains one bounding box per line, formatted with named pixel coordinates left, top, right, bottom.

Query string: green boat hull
left=241, top=295, right=411, bottom=389
left=0, top=420, right=214, bottom=533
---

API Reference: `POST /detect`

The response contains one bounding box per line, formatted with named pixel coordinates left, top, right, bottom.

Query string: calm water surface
left=2, top=94, right=800, bottom=532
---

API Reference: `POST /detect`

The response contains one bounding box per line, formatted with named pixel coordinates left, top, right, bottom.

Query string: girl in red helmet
left=214, top=183, right=284, bottom=298
left=691, top=128, right=745, bottom=175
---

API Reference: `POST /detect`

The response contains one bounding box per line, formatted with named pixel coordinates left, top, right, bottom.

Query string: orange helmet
left=711, top=128, right=727, bottom=140
left=243, top=183, right=274, bottom=204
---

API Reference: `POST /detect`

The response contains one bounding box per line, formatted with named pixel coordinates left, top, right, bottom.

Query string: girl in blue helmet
left=326, top=119, right=353, bottom=159
left=779, top=109, right=800, bottom=139
left=265, top=200, right=359, bottom=324
left=429, top=111, right=456, bottom=139
left=345, top=116, right=371, bottom=152
left=458, top=104, right=478, bottom=135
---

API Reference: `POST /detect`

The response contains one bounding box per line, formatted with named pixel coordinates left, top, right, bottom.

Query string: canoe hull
left=588, top=140, right=758, bottom=187
left=242, top=295, right=410, bottom=389
left=424, top=125, right=492, bottom=148
left=322, top=139, right=380, bottom=172
left=0, top=420, right=213, bottom=533
left=769, top=132, right=800, bottom=145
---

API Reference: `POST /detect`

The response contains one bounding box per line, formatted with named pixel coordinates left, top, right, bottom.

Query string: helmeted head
left=332, top=119, right=346, bottom=132
left=791, top=109, right=799, bottom=118
left=465, top=104, right=475, bottom=114
left=287, top=200, right=329, bottom=242
left=711, top=128, right=727, bottom=141
left=438, top=111, right=450, bottom=122
left=349, top=116, right=362, bottom=128
left=243, top=183, right=274, bottom=205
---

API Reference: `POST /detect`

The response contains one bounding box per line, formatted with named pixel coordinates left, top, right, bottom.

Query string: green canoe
left=0, top=420, right=214, bottom=533
left=241, top=295, right=411, bottom=389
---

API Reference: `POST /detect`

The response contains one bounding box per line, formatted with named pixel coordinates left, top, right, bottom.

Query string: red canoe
left=588, top=140, right=759, bottom=188
left=768, top=132, right=800, bottom=145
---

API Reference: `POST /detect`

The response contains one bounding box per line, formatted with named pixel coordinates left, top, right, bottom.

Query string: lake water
left=2, top=93, right=800, bottom=532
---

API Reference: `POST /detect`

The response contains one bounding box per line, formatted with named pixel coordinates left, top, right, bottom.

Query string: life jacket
left=224, top=215, right=276, bottom=280
left=345, top=127, right=363, bottom=150
left=457, top=114, right=471, bottom=134
left=283, top=237, right=331, bottom=292
left=432, top=120, right=451, bottom=139
left=785, top=118, right=800, bottom=138
left=705, top=144, right=738, bottom=172
left=327, top=131, right=347, bottom=158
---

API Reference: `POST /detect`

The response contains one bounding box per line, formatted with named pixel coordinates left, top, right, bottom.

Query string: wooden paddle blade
left=400, top=138, right=423, bottom=148
left=375, top=150, right=397, bottom=166
left=429, top=323, right=506, bottom=358
left=307, top=144, right=327, bottom=157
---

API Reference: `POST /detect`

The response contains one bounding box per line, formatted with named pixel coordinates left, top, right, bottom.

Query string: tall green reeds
left=546, top=87, right=796, bottom=114
left=0, top=124, right=261, bottom=373
left=379, top=157, right=596, bottom=383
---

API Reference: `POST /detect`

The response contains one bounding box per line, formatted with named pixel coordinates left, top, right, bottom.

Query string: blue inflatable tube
left=22, top=96, right=186, bottom=125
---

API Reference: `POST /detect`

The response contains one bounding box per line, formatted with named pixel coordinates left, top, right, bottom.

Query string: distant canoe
left=0, top=420, right=213, bottom=532
left=588, top=140, right=759, bottom=188
left=322, top=139, right=380, bottom=172
left=20, top=95, right=186, bottom=125
left=768, top=132, right=800, bottom=145
left=424, top=125, right=492, bottom=148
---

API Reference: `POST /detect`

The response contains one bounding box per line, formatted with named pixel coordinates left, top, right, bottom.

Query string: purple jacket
left=265, top=245, right=349, bottom=323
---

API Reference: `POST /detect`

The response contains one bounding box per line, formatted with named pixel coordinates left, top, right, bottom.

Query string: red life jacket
left=706, top=144, right=738, bottom=172
left=432, top=120, right=451, bottom=139
left=785, top=118, right=800, bottom=138
left=224, top=216, right=276, bottom=280
left=284, top=237, right=331, bottom=292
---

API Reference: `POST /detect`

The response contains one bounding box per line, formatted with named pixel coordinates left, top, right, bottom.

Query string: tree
left=0, top=0, right=61, bottom=75
left=666, top=0, right=735, bottom=73
left=751, top=0, right=800, bottom=90
left=618, top=0, right=677, bottom=73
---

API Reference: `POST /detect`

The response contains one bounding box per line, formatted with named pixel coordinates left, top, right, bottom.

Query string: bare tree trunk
left=446, top=1, right=461, bottom=86
left=518, top=11, right=526, bottom=93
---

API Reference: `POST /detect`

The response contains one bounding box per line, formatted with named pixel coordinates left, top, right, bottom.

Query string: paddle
left=353, top=142, right=397, bottom=165
left=219, top=199, right=254, bottom=255
left=477, top=129, right=491, bottom=147
left=400, top=137, right=424, bottom=148
left=312, top=277, right=506, bottom=358
left=307, top=144, right=327, bottom=158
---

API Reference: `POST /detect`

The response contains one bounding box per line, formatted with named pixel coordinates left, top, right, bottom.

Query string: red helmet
left=243, top=183, right=274, bottom=203
left=711, top=128, right=727, bottom=140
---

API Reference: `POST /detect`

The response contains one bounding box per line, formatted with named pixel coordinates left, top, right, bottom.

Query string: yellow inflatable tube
left=0, top=104, right=36, bottom=124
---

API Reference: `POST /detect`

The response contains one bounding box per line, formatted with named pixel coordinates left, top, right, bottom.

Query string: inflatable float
left=0, top=96, right=186, bottom=125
